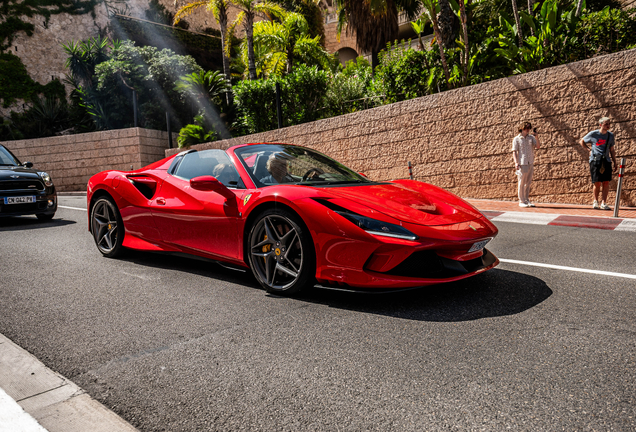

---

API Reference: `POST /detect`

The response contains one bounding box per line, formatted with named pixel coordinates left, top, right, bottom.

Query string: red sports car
left=87, top=143, right=498, bottom=294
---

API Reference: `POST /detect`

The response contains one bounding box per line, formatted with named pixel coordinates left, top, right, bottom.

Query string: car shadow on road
left=116, top=250, right=262, bottom=288
left=297, top=269, right=552, bottom=322
left=111, top=250, right=552, bottom=322
left=0, top=217, right=76, bottom=231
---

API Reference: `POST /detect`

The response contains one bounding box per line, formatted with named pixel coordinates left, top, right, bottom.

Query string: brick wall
left=168, top=48, right=636, bottom=207
left=2, top=128, right=173, bottom=192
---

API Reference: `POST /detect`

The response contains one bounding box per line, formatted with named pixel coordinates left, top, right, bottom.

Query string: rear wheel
left=248, top=209, right=315, bottom=295
left=91, top=197, right=124, bottom=257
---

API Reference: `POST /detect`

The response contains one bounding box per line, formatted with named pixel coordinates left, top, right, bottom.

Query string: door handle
left=156, top=198, right=166, bottom=205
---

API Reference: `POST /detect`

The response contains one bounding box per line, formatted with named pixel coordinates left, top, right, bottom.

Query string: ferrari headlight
left=39, top=172, right=53, bottom=187
left=336, top=211, right=418, bottom=240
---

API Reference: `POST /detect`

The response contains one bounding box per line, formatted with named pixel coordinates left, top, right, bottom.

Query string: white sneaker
left=593, top=200, right=599, bottom=209
left=527, top=202, right=536, bottom=207
left=600, top=202, right=610, bottom=210
left=519, top=202, right=529, bottom=208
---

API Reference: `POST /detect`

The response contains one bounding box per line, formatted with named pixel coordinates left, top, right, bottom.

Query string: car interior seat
left=252, top=152, right=272, bottom=183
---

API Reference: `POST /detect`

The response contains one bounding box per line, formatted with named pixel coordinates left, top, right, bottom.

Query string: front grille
left=386, top=250, right=445, bottom=277
left=0, top=180, right=44, bottom=192
left=384, top=249, right=496, bottom=279
left=0, top=201, right=47, bottom=214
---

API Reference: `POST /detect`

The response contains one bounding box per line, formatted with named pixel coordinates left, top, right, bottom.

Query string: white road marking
left=499, top=258, right=636, bottom=280
left=58, top=205, right=86, bottom=211
left=615, top=219, right=636, bottom=231
left=491, top=211, right=559, bottom=224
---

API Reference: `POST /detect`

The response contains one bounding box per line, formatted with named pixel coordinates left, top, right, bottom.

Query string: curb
left=483, top=210, right=636, bottom=231
left=0, top=334, right=138, bottom=432
left=57, top=192, right=86, bottom=197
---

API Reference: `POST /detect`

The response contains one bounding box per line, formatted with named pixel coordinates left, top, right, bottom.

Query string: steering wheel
left=302, top=168, right=324, bottom=182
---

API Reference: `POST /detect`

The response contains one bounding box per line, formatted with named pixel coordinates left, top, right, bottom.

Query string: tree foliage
left=233, top=64, right=328, bottom=133
left=64, top=39, right=202, bottom=131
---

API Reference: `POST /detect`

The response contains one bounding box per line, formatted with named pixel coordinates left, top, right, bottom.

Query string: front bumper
left=316, top=248, right=499, bottom=290
left=0, top=189, right=57, bottom=217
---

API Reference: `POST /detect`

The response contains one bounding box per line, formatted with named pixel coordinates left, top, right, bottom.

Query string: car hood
left=322, top=181, right=485, bottom=226
left=0, top=167, right=41, bottom=180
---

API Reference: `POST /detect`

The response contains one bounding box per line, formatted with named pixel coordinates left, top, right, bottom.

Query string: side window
left=173, top=150, right=244, bottom=189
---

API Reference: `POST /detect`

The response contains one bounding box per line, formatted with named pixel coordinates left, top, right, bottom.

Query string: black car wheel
left=248, top=209, right=315, bottom=294
left=91, top=197, right=124, bottom=257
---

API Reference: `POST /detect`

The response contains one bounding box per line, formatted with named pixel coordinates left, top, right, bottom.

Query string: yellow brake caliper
left=262, top=234, right=270, bottom=263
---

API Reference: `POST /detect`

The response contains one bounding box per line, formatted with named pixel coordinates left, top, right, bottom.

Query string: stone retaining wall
left=2, top=128, right=172, bottom=192
left=168, top=48, right=636, bottom=207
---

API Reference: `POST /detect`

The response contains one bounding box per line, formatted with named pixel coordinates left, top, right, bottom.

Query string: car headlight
left=39, top=172, right=53, bottom=187
left=335, top=211, right=418, bottom=241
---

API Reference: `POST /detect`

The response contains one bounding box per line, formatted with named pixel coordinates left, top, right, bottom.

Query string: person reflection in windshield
left=259, top=154, right=295, bottom=184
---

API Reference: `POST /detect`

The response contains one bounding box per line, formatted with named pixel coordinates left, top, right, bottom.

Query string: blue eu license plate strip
left=4, top=196, right=36, bottom=205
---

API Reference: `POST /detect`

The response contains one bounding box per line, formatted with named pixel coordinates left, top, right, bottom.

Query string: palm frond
left=174, top=1, right=207, bottom=24
left=226, top=11, right=245, bottom=56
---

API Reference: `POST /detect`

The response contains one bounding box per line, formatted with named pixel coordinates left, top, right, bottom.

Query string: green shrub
left=177, top=116, right=218, bottom=148
left=570, top=7, right=636, bottom=60
left=0, top=53, right=65, bottom=108
left=371, top=42, right=435, bottom=104
left=233, top=64, right=329, bottom=134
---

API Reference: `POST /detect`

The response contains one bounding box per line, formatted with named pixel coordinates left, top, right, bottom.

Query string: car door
left=151, top=150, right=244, bottom=261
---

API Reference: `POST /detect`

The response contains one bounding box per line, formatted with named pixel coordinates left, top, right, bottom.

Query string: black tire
left=90, top=197, right=125, bottom=258
left=247, top=209, right=315, bottom=295
left=36, top=213, right=54, bottom=221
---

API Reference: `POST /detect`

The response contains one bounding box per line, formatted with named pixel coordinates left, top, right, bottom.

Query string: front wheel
left=247, top=209, right=315, bottom=295
left=91, top=197, right=125, bottom=257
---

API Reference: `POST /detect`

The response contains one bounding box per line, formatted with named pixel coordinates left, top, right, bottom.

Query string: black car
left=0, top=144, right=57, bottom=220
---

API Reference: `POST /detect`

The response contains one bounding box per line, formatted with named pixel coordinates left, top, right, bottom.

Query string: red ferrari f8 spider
left=87, top=143, right=498, bottom=294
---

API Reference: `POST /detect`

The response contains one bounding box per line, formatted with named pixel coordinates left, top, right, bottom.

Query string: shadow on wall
left=507, top=61, right=635, bottom=205
left=508, top=62, right=635, bottom=165
left=566, top=62, right=636, bottom=150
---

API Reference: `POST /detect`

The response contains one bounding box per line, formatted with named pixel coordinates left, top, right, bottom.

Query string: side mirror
left=23, top=161, right=33, bottom=168
left=358, top=172, right=368, bottom=178
left=190, top=175, right=235, bottom=201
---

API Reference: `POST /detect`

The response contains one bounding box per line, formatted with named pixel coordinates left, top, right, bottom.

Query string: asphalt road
left=1, top=196, right=635, bottom=431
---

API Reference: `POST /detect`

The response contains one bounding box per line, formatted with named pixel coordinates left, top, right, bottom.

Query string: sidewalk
left=0, top=334, right=138, bottom=432
left=466, top=199, right=636, bottom=231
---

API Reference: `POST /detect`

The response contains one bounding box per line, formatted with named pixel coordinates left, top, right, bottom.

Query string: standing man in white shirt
left=512, top=121, right=541, bottom=208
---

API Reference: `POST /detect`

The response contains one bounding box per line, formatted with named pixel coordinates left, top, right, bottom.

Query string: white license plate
left=468, top=239, right=491, bottom=253
left=4, top=196, right=36, bottom=205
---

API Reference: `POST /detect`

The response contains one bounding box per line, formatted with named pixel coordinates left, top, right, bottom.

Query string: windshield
left=0, top=145, right=20, bottom=166
left=235, top=144, right=371, bottom=188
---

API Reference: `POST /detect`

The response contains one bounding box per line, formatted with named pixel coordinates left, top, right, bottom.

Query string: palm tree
left=227, top=0, right=286, bottom=79
left=269, top=0, right=325, bottom=42
left=175, top=70, right=230, bottom=106
left=511, top=0, right=524, bottom=47
left=174, top=0, right=233, bottom=104
left=420, top=0, right=452, bottom=89
left=437, top=0, right=455, bottom=49
left=248, top=11, right=330, bottom=75
left=527, top=0, right=535, bottom=36
left=334, top=0, right=420, bottom=68
left=575, top=0, right=584, bottom=17
left=62, top=36, right=110, bottom=88
left=459, top=0, right=469, bottom=85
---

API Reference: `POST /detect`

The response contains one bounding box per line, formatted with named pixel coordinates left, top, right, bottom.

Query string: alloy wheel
left=91, top=199, right=121, bottom=256
left=249, top=214, right=305, bottom=292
